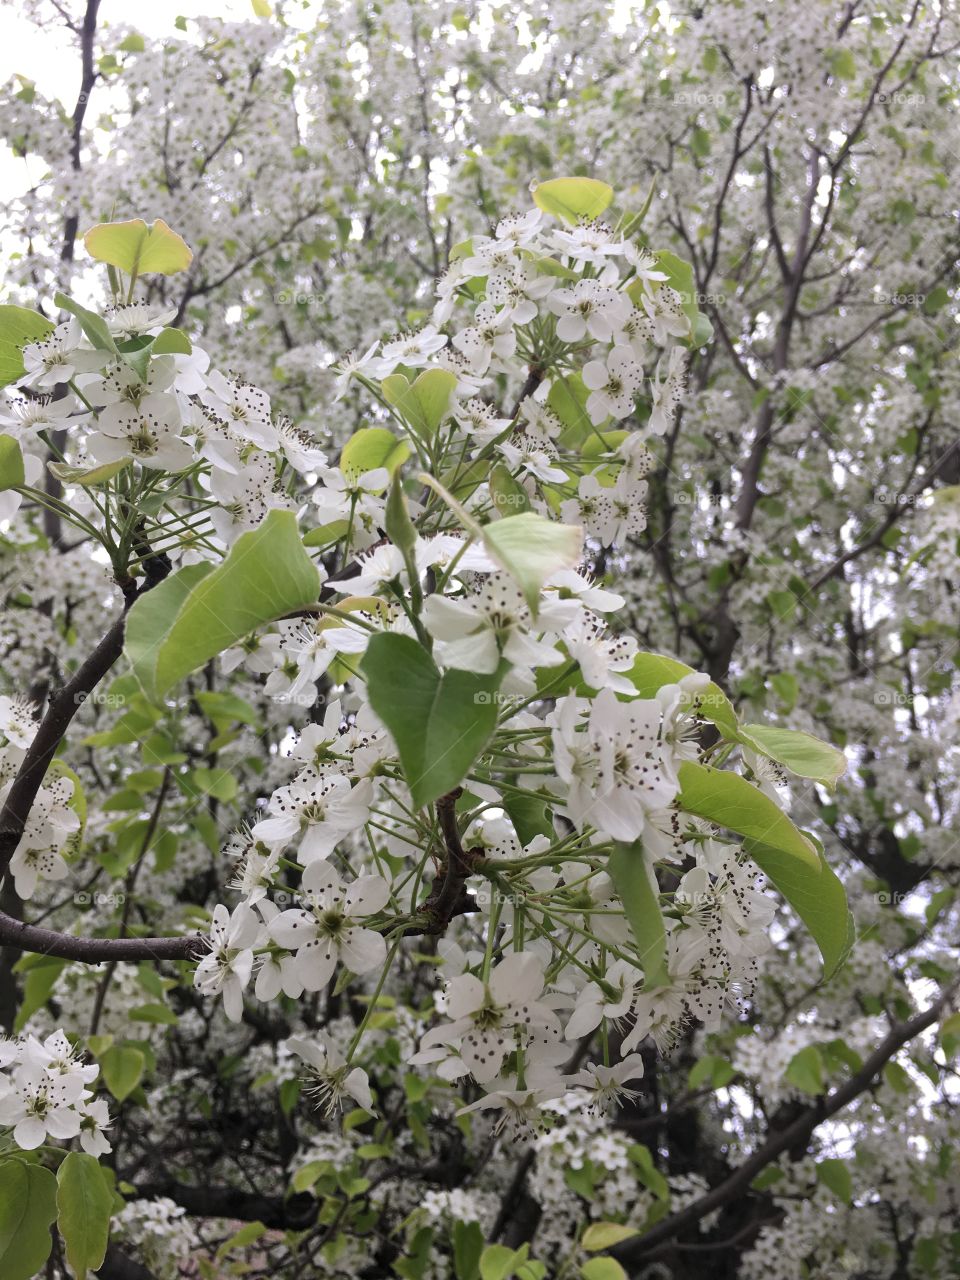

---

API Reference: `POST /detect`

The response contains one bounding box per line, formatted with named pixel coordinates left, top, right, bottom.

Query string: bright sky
left=0, top=0, right=272, bottom=209
left=0, top=0, right=258, bottom=94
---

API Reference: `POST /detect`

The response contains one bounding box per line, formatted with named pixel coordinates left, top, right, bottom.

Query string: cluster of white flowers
left=0, top=695, right=81, bottom=900
left=0, top=1030, right=110, bottom=1154
left=112, top=1196, right=198, bottom=1280
left=0, top=190, right=799, bottom=1138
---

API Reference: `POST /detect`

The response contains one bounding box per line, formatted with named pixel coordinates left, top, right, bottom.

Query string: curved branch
left=615, top=980, right=958, bottom=1262
left=0, top=912, right=204, bottom=962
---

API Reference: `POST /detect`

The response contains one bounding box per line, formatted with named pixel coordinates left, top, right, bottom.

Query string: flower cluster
left=0, top=185, right=835, bottom=1140
left=0, top=1030, right=110, bottom=1154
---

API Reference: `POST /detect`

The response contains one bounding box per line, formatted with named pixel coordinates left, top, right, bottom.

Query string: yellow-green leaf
left=0, top=435, right=25, bottom=490
left=0, top=1161, right=58, bottom=1280
left=480, top=511, right=583, bottom=614
left=340, top=427, right=410, bottom=485
left=124, top=509, right=321, bottom=703
left=582, top=1222, right=640, bottom=1252
left=738, top=723, right=847, bottom=789
left=83, top=218, right=193, bottom=276
left=0, top=305, right=55, bottom=387
left=56, top=1153, right=113, bottom=1279
left=532, top=177, right=614, bottom=224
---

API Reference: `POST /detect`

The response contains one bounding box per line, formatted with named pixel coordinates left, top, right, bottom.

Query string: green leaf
left=687, top=1054, right=736, bottom=1090
left=360, top=633, right=503, bottom=809
left=12, top=955, right=67, bottom=1032
left=56, top=1152, right=113, bottom=1279
left=628, top=1143, right=669, bottom=1199
left=738, top=724, right=847, bottom=789
left=581, top=1260, right=627, bottom=1280
left=770, top=672, right=798, bottom=712
left=582, top=1223, right=640, bottom=1251
left=816, top=1157, right=853, bottom=1204
left=216, top=1221, right=267, bottom=1260
left=53, top=292, right=118, bottom=354
left=479, top=1244, right=522, bottom=1280
left=489, top=463, right=532, bottom=516
left=83, top=218, right=193, bottom=276
left=627, top=652, right=738, bottom=738
left=129, top=1002, right=178, bottom=1025
left=151, top=326, right=192, bottom=355
left=185, top=767, right=238, bottom=803
left=828, top=48, right=857, bottom=80
left=480, top=512, right=582, bottom=614
left=48, top=457, right=132, bottom=487
left=0, top=305, right=55, bottom=387
left=547, top=372, right=593, bottom=447
left=340, top=426, right=410, bottom=485
left=747, top=831, right=854, bottom=979
left=453, top=1220, right=484, bottom=1280
left=385, top=472, right=418, bottom=557
left=785, top=1044, right=825, bottom=1095
left=676, top=762, right=818, bottom=868
left=0, top=1162, right=57, bottom=1280
left=290, top=1158, right=331, bottom=1192
left=124, top=509, right=321, bottom=702
left=503, top=792, right=554, bottom=845
left=99, top=1044, right=145, bottom=1102
left=531, top=177, right=614, bottom=223
left=608, top=843, right=667, bottom=987
left=382, top=369, right=457, bottom=437
left=652, top=250, right=697, bottom=329
left=0, top=436, right=25, bottom=490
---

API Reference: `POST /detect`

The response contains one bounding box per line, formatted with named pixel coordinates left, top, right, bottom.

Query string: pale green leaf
left=99, top=1044, right=145, bottom=1102
left=83, top=218, right=193, bottom=276
left=48, top=457, right=132, bottom=487
left=816, top=1157, right=853, bottom=1204
left=0, top=435, right=25, bottom=490
left=531, top=177, right=614, bottom=223
left=382, top=369, right=456, bottom=437
left=340, top=427, right=410, bottom=485
left=480, top=512, right=583, bottom=614
left=785, top=1044, right=825, bottom=1095
left=581, top=1222, right=640, bottom=1251
left=124, top=509, right=321, bottom=702
left=0, top=305, right=55, bottom=387
left=677, top=762, right=818, bottom=868
left=0, top=1160, right=58, bottom=1280
left=608, top=843, right=667, bottom=987
left=581, top=1259, right=628, bottom=1280
left=56, top=1152, right=113, bottom=1279
left=738, top=723, right=847, bottom=789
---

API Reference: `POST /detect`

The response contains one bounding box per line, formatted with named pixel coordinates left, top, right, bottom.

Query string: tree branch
left=615, top=981, right=958, bottom=1261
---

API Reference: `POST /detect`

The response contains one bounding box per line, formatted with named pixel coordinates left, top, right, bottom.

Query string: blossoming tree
left=1, top=1, right=959, bottom=1278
